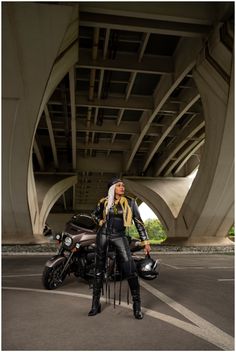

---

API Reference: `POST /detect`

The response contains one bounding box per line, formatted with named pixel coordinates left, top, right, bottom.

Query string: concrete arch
left=173, top=140, right=204, bottom=176
left=2, top=3, right=78, bottom=243
left=28, top=9, right=79, bottom=241
left=124, top=177, right=194, bottom=237
left=124, top=20, right=233, bottom=246
left=175, top=23, right=234, bottom=245
left=124, top=23, right=234, bottom=245
left=34, top=175, right=77, bottom=236
left=162, top=117, right=205, bottom=177
left=3, top=3, right=233, bottom=246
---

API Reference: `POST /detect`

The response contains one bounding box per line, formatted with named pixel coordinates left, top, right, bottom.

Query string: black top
left=91, top=196, right=149, bottom=242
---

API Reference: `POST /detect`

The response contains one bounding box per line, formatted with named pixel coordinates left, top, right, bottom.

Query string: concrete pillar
left=126, top=22, right=233, bottom=246
left=175, top=22, right=234, bottom=245
left=2, top=3, right=76, bottom=243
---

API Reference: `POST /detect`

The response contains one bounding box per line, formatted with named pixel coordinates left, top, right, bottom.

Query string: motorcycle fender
left=45, top=255, right=67, bottom=268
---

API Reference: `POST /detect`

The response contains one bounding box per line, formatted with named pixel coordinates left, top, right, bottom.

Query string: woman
left=88, top=177, right=151, bottom=319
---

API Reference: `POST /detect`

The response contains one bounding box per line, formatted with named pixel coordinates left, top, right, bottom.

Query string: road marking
left=162, top=264, right=206, bottom=270
left=3, top=286, right=234, bottom=351
left=209, top=267, right=234, bottom=269
left=188, top=266, right=205, bottom=269
left=140, top=280, right=234, bottom=351
left=161, top=263, right=181, bottom=269
left=217, top=279, right=234, bottom=282
left=2, top=265, right=233, bottom=277
left=162, top=264, right=234, bottom=270
left=2, top=274, right=42, bottom=278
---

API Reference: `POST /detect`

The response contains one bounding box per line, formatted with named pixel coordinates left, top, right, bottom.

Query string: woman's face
left=115, top=182, right=125, bottom=197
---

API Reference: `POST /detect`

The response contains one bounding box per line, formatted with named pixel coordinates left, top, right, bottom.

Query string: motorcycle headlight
left=64, top=236, right=73, bottom=247
left=55, top=233, right=61, bottom=241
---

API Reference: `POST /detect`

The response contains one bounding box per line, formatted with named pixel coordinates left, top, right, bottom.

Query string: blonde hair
left=101, top=181, right=132, bottom=227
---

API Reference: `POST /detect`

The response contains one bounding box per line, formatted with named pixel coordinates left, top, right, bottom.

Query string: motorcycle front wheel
left=42, top=261, right=67, bottom=290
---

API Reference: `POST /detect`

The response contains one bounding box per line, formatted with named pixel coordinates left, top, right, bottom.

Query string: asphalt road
left=2, top=253, right=234, bottom=351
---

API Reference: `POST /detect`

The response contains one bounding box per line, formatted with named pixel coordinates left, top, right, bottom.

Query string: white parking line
left=217, top=279, right=234, bottom=282
left=162, top=264, right=207, bottom=270
left=189, top=267, right=205, bottom=269
left=3, top=285, right=234, bottom=351
left=140, top=280, right=234, bottom=351
left=209, top=267, right=234, bottom=269
left=161, top=264, right=234, bottom=270
left=161, top=263, right=181, bottom=269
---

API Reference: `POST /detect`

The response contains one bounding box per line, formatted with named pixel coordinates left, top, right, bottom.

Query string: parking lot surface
left=2, top=253, right=234, bottom=351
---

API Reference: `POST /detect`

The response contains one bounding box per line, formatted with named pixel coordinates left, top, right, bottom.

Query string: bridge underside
left=2, top=2, right=234, bottom=244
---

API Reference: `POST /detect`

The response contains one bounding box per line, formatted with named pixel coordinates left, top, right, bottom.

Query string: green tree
left=128, top=218, right=167, bottom=244
left=228, top=226, right=234, bottom=238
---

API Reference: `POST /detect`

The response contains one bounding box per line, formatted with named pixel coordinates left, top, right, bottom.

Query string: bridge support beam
left=128, top=20, right=234, bottom=245
left=175, top=24, right=234, bottom=246
left=124, top=177, right=193, bottom=236
left=2, top=3, right=76, bottom=244
left=126, top=22, right=234, bottom=246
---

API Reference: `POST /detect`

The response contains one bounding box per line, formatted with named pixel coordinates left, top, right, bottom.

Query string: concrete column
left=126, top=22, right=233, bottom=246
left=2, top=3, right=76, bottom=243
left=175, top=23, right=234, bottom=245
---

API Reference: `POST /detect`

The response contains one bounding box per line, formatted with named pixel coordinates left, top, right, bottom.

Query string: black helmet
left=136, top=254, right=159, bottom=280
left=107, top=177, right=123, bottom=189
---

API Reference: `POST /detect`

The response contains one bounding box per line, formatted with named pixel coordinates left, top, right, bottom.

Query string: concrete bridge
left=2, top=2, right=234, bottom=245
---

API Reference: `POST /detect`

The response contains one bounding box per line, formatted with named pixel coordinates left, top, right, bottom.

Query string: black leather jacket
left=91, top=196, right=149, bottom=243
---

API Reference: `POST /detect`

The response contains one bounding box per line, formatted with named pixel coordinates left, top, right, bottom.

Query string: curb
left=2, top=247, right=234, bottom=256
left=2, top=251, right=234, bottom=256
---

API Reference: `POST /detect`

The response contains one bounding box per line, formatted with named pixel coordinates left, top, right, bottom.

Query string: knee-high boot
left=127, top=276, right=143, bottom=319
left=88, top=273, right=103, bottom=316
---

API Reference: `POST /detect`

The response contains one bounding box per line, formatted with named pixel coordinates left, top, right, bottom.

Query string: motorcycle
left=42, top=213, right=144, bottom=290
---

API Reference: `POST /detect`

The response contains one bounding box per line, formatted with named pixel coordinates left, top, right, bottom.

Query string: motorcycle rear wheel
left=42, top=262, right=67, bottom=290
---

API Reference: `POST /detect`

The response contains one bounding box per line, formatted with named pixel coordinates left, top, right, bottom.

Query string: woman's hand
left=144, top=244, right=151, bottom=255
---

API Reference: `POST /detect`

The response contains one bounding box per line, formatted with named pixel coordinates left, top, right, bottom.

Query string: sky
left=139, top=202, right=157, bottom=221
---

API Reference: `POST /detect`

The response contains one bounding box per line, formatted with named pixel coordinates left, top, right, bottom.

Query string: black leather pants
left=90, top=232, right=142, bottom=318
left=95, top=232, right=137, bottom=278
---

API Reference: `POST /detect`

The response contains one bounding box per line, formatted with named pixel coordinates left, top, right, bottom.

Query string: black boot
left=132, top=294, right=143, bottom=319
left=127, top=276, right=143, bottom=319
left=88, top=274, right=103, bottom=316
left=88, top=294, right=101, bottom=316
